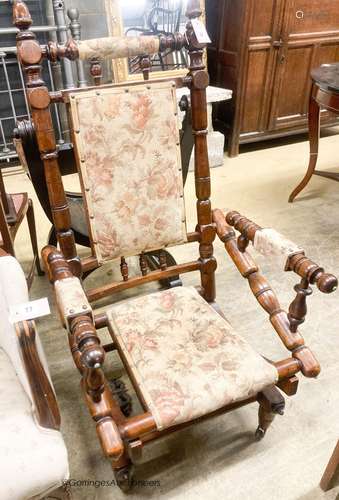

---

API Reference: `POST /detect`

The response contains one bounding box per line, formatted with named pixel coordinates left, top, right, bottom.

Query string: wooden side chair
left=13, top=0, right=338, bottom=490
left=0, top=165, right=43, bottom=289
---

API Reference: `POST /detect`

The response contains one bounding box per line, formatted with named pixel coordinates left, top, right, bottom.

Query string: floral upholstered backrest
left=69, top=81, right=187, bottom=264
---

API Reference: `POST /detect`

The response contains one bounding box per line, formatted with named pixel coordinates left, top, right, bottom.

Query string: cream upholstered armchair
left=14, top=0, right=337, bottom=492
left=0, top=250, right=69, bottom=499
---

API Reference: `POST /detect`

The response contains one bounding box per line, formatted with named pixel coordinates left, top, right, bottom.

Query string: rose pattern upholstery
left=69, top=81, right=187, bottom=263
left=253, top=228, right=304, bottom=270
left=77, top=35, right=160, bottom=61
left=108, top=286, right=278, bottom=430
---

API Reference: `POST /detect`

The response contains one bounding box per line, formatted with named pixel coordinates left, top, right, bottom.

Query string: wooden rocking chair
left=13, top=0, right=337, bottom=491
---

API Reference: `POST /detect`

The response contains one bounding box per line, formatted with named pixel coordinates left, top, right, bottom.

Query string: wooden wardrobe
left=207, top=0, right=339, bottom=156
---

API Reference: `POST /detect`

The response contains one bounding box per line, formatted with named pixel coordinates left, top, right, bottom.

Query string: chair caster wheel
left=114, top=464, right=134, bottom=492
left=255, top=427, right=266, bottom=441
left=109, top=378, right=133, bottom=417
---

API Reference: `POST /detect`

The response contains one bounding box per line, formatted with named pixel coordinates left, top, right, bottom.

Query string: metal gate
left=0, top=0, right=85, bottom=164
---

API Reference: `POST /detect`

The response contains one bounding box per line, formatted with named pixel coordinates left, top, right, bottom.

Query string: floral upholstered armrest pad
left=55, top=277, right=92, bottom=330
left=253, top=228, right=304, bottom=270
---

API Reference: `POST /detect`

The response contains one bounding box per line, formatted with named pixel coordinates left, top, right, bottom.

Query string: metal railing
left=0, top=1, right=86, bottom=163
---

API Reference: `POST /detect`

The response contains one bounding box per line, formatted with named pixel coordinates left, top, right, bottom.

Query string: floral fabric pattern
left=78, top=35, right=160, bottom=61
left=70, top=81, right=187, bottom=263
left=253, top=228, right=304, bottom=270
left=108, top=286, right=278, bottom=430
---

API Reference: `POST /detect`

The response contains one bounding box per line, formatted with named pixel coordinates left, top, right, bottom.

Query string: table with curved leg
left=289, top=64, right=339, bottom=203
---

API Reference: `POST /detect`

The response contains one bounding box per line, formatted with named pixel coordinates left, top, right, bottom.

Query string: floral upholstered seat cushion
left=108, top=286, right=279, bottom=431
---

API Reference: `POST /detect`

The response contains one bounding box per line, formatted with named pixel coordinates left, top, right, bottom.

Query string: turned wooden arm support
left=225, top=210, right=337, bottom=294
left=212, top=209, right=320, bottom=378
left=41, top=245, right=125, bottom=460
left=15, top=320, right=61, bottom=430
left=42, top=245, right=105, bottom=374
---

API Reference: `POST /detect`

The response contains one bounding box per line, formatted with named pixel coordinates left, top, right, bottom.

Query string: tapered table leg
left=289, top=85, right=321, bottom=202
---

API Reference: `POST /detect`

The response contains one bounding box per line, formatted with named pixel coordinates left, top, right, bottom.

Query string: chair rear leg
left=255, top=385, right=285, bottom=440
left=27, top=199, right=44, bottom=276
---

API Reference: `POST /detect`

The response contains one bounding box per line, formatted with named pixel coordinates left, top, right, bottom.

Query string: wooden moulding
left=16, top=320, right=61, bottom=430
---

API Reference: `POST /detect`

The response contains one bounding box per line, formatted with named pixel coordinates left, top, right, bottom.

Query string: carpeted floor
left=5, top=131, right=339, bottom=500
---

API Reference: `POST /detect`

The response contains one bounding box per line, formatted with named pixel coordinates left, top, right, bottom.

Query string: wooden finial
left=185, top=0, right=202, bottom=19
left=12, top=0, right=32, bottom=30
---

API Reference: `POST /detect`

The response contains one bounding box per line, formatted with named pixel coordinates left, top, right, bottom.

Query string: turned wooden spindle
left=226, top=210, right=261, bottom=242
left=139, top=54, right=151, bottom=80
left=13, top=0, right=81, bottom=277
left=90, top=57, right=103, bottom=86
left=120, top=257, right=129, bottom=282
left=288, top=277, right=313, bottom=332
left=42, top=246, right=73, bottom=282
left=237, top=233, right=249, bottom=252
left=139, top=254, right=148, bottom=276
left=186, top=0, right=217, bottom=302
left=159, top=251, right=167, bottom=271
left=70, top=315, right=105, bottom=402
left=287, top=253, right=337, bottom=294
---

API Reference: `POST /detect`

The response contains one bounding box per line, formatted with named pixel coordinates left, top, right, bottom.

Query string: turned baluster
left=70, top=315, right=105, bottom=403
left=288, top=277, right=313, bottom=332
left=139, top=254, right=148, bottom=276
left=90, top=57, right=103, bottom=86
left=186, top=0, right=216, bottom=302
left=139, top=54, right=151, bottom=81
left=120, top=257, right=129, bottom=281
left=159, top=251, right=167, bottom=271
left=13, top=1, right=81, bottom=276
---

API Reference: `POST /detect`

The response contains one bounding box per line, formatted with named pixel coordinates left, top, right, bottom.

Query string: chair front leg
left=255, top=386, right=285, bottom=440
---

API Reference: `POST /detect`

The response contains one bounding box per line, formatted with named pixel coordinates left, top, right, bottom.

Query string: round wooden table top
left=312, top=63, right=339, bottom=93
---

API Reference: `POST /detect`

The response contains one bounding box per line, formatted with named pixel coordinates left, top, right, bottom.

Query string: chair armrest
left=15, top=320, right=61, bottom=430
left=76, top=36, right=160, bottom=60
left=225, top=210, right=337, bottom=294
left=42, top=246, right=102, bottom=367
left=42, top=246, right=124, bottom=460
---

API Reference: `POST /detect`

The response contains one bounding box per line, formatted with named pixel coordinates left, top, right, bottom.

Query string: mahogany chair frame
left=13, top=0, right=337, bottom=490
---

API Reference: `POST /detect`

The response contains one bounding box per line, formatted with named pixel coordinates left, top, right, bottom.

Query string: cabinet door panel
left=287, top=0, right=339, bottom=35
left=242, top=50, right=272, bottom=133
left=270, top=43, right=339, bottom=130
left=275, top=46, right=313, bottom=122
left=250, top=0, right=278, bottom=37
